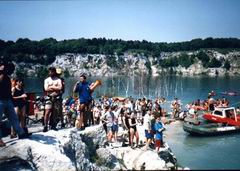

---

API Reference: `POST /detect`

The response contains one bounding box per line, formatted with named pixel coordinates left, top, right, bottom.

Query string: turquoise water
left=24, top=75, right=240, bottom=169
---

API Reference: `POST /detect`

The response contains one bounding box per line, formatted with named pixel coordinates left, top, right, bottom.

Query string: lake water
left=24, top=75, right=240, bottom=169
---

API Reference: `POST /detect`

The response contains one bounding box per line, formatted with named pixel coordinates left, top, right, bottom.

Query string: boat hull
left=183, top=122, right=240, bottom=136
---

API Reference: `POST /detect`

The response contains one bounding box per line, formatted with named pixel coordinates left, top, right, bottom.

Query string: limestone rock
left=0, top=122, right=180, bottom=171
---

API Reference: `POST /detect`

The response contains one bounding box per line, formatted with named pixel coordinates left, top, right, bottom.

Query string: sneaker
left=51, top=127, right=58, bottom=131
left=10, top=134, right=17, bottom=139
left=43, top=126, right=48, bottom=132
left=61, top=123, right=65, bottom=128
left=18, top=132, right=32, bottom=139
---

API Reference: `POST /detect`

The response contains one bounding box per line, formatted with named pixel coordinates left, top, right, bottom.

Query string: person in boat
left=221, top=97, right=229, bottom=107
left=236, top=107, right=240, bottom=115
left=221, top=91, right=238, bottom=96
left=171, top=98, right=181, bottom=118
left=208, top=90, right=216, bottom=96
left=207, top=95, right=215, bottom=112
left=225, top=109, right=235, bottom=120
left=195, top=99, right=201, bottom=106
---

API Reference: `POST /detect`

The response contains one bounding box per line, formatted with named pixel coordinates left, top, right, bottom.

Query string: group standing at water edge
left=1, top=61, right=240, bottom=153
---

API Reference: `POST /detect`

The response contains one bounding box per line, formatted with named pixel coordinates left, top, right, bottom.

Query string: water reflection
left=25, top=75, right=240, bottom=108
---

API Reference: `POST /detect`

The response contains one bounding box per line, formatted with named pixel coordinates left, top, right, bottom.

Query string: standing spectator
left=43, top=67, right=63, bottom=132
left=51, top=68, right=65, bottom=128
left=154, top=115, right=165, bottom=153
left=73, top=73, right=94, bottom=130
left=128, top=111, right=139, bottom=149
left=143, top=110, right=153, bottom=150
left=140, top=98, right=147, bottom=118
left=100, top=105, right=114, bottom=142
left=0, top=61, right=31, bottom=147
left=11, top=78, right=28, bottom=138
left=93, top=105, right=101, bottom=125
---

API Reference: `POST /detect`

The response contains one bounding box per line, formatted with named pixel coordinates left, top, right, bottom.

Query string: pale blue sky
left=0, top=0, right=240, bottom=43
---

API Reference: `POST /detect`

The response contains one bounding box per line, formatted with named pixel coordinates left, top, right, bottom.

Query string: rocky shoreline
left=0, top=122, right=188, bottom=170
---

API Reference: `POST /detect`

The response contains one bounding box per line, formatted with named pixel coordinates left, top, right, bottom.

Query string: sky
left=0, top=0, right=240, bottom=43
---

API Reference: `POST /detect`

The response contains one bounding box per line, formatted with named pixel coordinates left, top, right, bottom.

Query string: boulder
left=0, top=124, right=178, bottom=171
left=0, top=129, right=75, bottom=171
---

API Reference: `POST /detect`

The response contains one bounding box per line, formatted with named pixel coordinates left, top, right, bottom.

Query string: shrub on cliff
left=196, top=51, right=210, bottom=67
left=207, top=57, right=222, bottom=68
left=178, top=53, right=195, bottom=68
left=224, top=60, right=231, bottom=70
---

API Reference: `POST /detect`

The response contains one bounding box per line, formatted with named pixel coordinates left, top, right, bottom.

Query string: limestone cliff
left=15, top=49, right=240, bottom=77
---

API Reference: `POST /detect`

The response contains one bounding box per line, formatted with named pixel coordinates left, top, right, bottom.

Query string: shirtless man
left=43, top=67, right=62, bottom=132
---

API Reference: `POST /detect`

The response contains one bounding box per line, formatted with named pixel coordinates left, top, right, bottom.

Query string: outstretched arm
left=73, top=81, right=80, bottom=93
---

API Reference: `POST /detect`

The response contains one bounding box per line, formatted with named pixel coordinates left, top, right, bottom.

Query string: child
left=154, top=115, right=165, bottom=153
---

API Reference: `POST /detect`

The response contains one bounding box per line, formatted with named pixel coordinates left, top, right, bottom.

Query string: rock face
left=0, top=125, right=116, bottom=171
left=0, top=129, right=76, bottom=171
left=14, top=50, right=240, bottom=77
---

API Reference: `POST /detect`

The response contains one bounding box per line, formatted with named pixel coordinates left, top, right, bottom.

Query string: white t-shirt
left=143, top=114, right=151, bottom=130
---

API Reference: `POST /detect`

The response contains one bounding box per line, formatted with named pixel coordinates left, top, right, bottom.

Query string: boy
left=154, top=115, right=165, bottom=153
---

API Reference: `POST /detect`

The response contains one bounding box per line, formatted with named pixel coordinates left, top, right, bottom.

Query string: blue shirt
left=154, top=121, right=163, bottom=140
left=75, top=81, right=92, bottom=103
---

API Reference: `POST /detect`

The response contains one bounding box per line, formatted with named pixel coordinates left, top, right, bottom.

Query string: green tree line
left=159, top=51, right=231, bottom=69
left=0, top=37, right=240, bottom=65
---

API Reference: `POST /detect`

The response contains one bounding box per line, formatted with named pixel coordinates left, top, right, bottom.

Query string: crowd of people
left=1, top=60, right=239, bottom=153
left=63, top=93, right=167, bottom=151
left=185, top=95, right=230, bottom=113
left=41, top=69, right=168, bottom=152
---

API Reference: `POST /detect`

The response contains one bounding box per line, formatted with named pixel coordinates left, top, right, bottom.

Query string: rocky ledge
left=0, top=124, right=182, bottom=170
